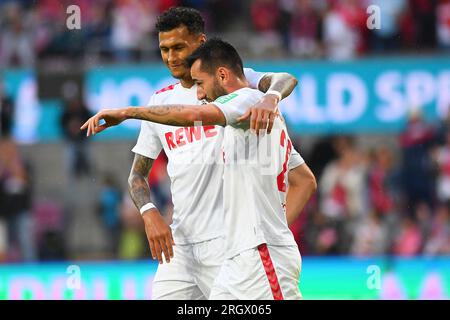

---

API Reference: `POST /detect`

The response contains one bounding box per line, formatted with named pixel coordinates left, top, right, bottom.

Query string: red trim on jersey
left=155, top=83, right=179, bottom=94
left=257, top=243, right=284, bottom=300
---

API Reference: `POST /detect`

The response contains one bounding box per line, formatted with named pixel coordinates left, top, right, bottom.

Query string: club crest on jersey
left=165, top=126, right=218, bottom=150
left=215, top=93, right=238, bottom=104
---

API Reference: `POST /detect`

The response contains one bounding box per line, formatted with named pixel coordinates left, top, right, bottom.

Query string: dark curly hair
left=156, top=7, right=205, bottom=35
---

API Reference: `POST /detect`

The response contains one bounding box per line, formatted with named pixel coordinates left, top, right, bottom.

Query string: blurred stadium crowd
left=1, top=0, right=450, bottom=263
left=0, top=0, right=450, bottom=68
left=295, top=114, right=450, bottom=256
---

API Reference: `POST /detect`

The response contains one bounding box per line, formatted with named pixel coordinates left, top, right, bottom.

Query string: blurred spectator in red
left=289, top=0, right=322, bottom=58
left=323, top=0, right=366, bottom=60
left=36, top=0, right=65, bottom=22
left=437, top=0, right=450, bottom=49
left=399, top=109, right=436, bottom=210
left=341, top=0, right=368, bottom=54
left=319, top=136, right=368, bottom=253
left=251, top=0, right=280, bottom=33
left=393, top=216, right=423, bottom=255
left=111, top=0, right=156, bottom=62
left=250, top=0, right=283, bottom=57
left=320, top=136, right=368, bottom=219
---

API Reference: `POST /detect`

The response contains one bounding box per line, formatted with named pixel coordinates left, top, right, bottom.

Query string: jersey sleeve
left=212, top=89, right=260, bottom=126
left=131, top=95, right=163, bottom=159
left=289, top=146, right=305, bottom=170
left=243, top=67, right=267, bottom=90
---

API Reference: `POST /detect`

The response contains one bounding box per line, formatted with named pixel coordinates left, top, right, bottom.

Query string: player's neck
left=180, top=77, right=195, bottom=89
left=225, top=77, right=249, bottom=94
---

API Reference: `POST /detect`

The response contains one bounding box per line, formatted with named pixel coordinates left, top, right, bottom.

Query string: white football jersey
left=132, top=68, right=302, bottom=245
left=213, top=87, right=304, bottom=258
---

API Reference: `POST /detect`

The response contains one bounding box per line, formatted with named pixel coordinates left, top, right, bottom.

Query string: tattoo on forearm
left=135, top=105, right=184, bottom=117
left=131, top=105, right=191, bottom=126
left=259, top=73, right=298, bottom=100
left=128, top=155, right=154, bottom=210
left=258, top=76, right=272, bottom=93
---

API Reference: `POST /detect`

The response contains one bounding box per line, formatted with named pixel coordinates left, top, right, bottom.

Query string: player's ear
left=217, top=67, right=227, bottom=84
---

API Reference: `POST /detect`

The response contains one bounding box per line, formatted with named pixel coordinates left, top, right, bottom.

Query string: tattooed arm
left=238, top=72, right=298, bottom=134
left=257, top=72, right=298, bottom=100
left=128, top=154, right=174, bottom=264
left=81, top=104, right=226, bottom=136
left=126, top=104, right=226, bottom=126
left=128, top=154, right=154, bottom=210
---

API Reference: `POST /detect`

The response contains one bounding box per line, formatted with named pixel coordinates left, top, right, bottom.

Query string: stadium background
left=1, top=0, right=450, bottom=299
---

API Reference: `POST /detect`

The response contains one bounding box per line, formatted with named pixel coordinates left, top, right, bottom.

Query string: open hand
left=80, top=108, right=127, bottom=136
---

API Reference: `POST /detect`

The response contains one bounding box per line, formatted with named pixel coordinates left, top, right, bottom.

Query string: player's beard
left=206, top=78, right=227, bottom=102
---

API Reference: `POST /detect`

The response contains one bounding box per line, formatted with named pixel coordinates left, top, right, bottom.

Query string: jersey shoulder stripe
left=155, top=83, right=179, bottom=95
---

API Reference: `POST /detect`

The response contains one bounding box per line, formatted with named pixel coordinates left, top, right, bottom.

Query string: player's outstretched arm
left=80, top=108, right=128, bottom=136
left=125, top=104, right=226, bottom=127
left=128, top=154, right=174, bottom=264
left=238, top=72, right=298, bottom=134
left=286, top=163, right=317, bottom=226
left=81, top=104, right=226, bottom=136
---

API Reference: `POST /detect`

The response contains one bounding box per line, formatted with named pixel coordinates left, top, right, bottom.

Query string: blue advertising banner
left=85, top=56, right=450, bottom=138
left=4, top=56, right=450, bottom=142
left=250, top=56, right=450, bottom=135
